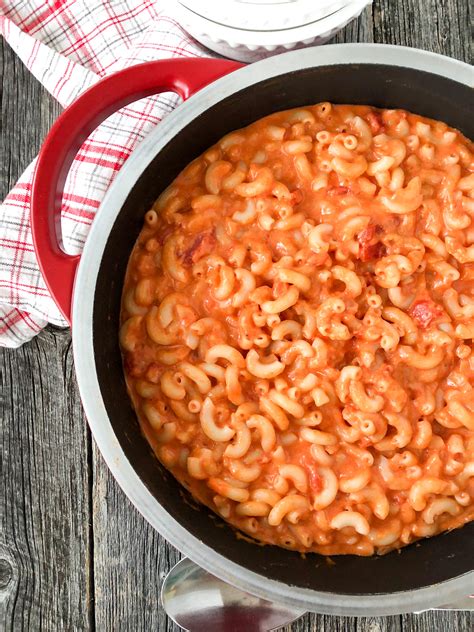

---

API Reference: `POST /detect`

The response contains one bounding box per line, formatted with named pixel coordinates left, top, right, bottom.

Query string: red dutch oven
left=31, top=45, right=474, bottom=615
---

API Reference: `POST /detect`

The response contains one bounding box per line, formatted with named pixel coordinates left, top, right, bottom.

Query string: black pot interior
left=93, top=63, right=474, bottom=595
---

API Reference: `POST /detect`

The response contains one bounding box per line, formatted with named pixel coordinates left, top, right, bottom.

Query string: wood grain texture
left=1, top=2, right=472, bottom=630
left=373, top=0, right=472, bottom=63
left=0, top=328, right=91, bottom=630
left=334, top=2, right=374, bottom=44
left=282, top=613, right=402, bottom=631
left=91, top=441, right=181, bottom=632
left=401, top=611, right=473, bottom=632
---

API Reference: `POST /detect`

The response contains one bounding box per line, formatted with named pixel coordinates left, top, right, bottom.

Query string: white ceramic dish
left=179, top=0, right=353, bottom=30
left=173, top=0, right=372, bottom=62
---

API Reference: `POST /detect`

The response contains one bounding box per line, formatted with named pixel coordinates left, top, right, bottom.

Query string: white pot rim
left=72, top=44, right=474, bottom=616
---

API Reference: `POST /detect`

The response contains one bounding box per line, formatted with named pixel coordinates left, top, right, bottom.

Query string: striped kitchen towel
left=0, top=0, right=213, bottom=347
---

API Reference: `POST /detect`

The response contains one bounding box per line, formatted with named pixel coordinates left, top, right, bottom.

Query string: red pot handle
left=31, top=58, right=242, bottom=324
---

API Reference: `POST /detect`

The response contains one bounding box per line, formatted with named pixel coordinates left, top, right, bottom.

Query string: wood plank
left=334, top=3, right=375, bottom=44
left=92, top=442, right=181, bottom=632
left=401, top=610, right=474, bottom=632
left=373, top=0, right=471, bottom=63
left=282, top=613, right=402, bottom=631
left=356, top=618, right=402, bottom=632
left=0, top=328, right=92, bottom=630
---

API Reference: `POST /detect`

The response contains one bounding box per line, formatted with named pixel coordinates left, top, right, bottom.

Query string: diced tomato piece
left=357, top=224, right=386, bottom=261
left=358, top=224, right=376, bottom=245
left=361, top=241, right=386, bottom=261
left=299, top=453, right=321, bottom=493
left=392, top=491, right=406, bottom=506
left=409, top=299, right=444, bottom=329
left=182, top=230, right=216, bottom=265
left=366, top=110, right=384, bottom=134
left=328, top=186, right=350, bottom=197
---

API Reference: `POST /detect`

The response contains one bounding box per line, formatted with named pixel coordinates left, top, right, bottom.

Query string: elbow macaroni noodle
left=120, top=103, right=474, bottom=556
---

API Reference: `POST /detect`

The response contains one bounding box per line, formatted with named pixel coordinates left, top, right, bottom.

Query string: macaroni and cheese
left=120, top=103, right=474, bottom=555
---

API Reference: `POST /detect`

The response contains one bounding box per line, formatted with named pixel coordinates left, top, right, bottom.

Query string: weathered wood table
left=1, top=2, right=472, bottom=630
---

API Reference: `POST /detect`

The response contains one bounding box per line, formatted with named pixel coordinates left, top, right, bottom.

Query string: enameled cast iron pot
left=32, top=45, right=474, bottom=616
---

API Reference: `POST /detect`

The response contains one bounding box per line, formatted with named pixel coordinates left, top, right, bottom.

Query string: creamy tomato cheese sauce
left=120, top=103, right=474, bottom=555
